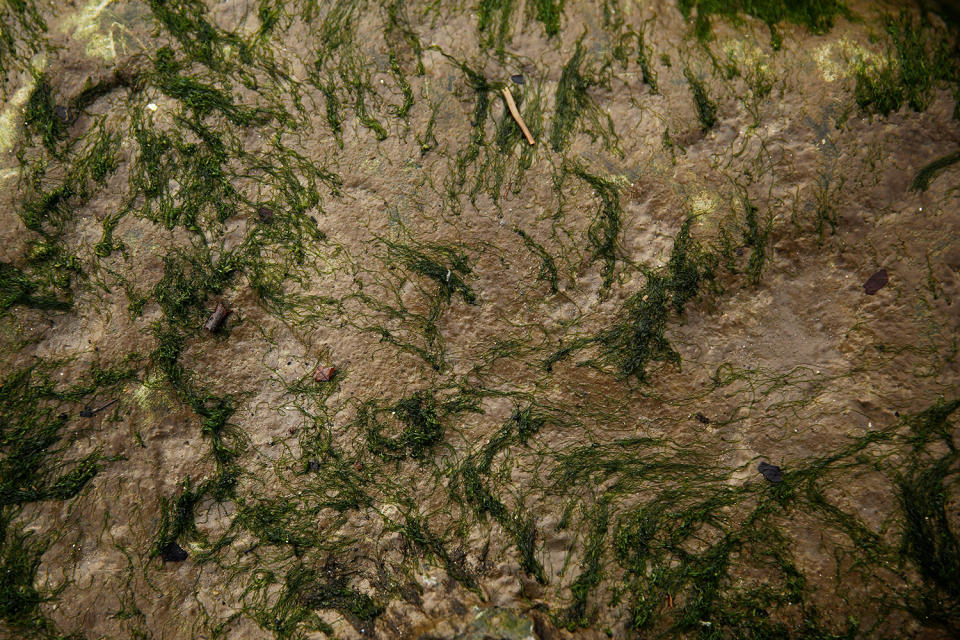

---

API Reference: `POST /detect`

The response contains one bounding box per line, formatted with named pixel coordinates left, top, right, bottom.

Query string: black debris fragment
left=511, top=74, right=524, bottom=85
left=695, top=412, right=710, bottom=424
left=863, top=269, right=888, bottom=295
left=758, top=461, right=783, bottom=483
left=160, top=541, right=188, bottom=562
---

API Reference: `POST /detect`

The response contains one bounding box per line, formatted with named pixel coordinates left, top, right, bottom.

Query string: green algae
left=550, top=39, right=617, bottom=153
left=531, top=0, right=565, bottom=37
left=911, top=149, right=960, bottom=192
left=679, top=0, right=848, bottom=47
left=685, top=67, right=718, bottom=131
left=0, top=2, right=957, bottom=639
left=566, top=162, right=624, bottom=292
left=513, top=227, right=559, bottom=294
left=855, top=12, right=958, bottom=117
left=0, top=361, right=137, bottom=637
left=477, top=0, right=516, bottom=57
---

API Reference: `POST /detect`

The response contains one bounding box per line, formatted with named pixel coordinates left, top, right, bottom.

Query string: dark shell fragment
left=204, top=301, right=231, bottom=332
left=160, top=541, right=188, bottom=562
left=863, top=269, right=888, bottom=295
left=758, top=461, right=783, bottom=483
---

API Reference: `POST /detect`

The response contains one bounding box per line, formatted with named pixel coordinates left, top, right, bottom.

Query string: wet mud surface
left=0, top=1, right=959, bottom=639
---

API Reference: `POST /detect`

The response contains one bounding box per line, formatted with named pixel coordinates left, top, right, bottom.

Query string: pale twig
left=501, top=87, right=535, bottom=145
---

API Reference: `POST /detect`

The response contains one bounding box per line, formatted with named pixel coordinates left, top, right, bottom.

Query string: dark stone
left=257, top=206, right=274, bottom=222
left=863, top=268, right=888, bottom=295
left=307, top=458, right=321, bottom=472
left=160, top=541, right=188, bottom=562
left=758, top=461, right=783, bottom=483
left=695, top=412, right=710, bottom=424
left=511, top=74, right=525, bottom=85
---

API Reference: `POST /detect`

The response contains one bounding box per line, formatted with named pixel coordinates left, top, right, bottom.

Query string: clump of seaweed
left=0, top=1, right=46, bottom=96
left=684, top=67, right=718, bottom=131
left=566, top=162, right=625, bottom=291
left=0, top=360, right=136, bottom=635
left=451, top=406, right=547, bottom=583
left=477, top=0, right=516, bottom=57
left=385, top=240, right=476, bottom=305
left=282, top=562, right=384, bottom=628
left=530, top=0, right=565, bottom=37
left=514, top=227, right=559, bottom=294
left=593, top=218, right=714, bottom=380
left=855, top=12, right=959, bottom=117
left=911, top=149, right=960, bottom=192
left=550, top=39, right=617, bottom=153
left=635, top=24, right=659, bottom=93
left=22, top=73, right=66, bottom=153
left=678, top=0, right=848, bottom=48
left=365, top=391, right=465, bottom=460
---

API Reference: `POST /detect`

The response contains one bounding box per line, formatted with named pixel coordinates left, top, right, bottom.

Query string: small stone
left=257, top=206, right=274, bottom=222
left=511, top=74, right=525, bottom=85
left=160, top=541, right=188, bottom=562
left=204, top=301, right=231, bottom=332
left=307, top=458, right=321, bottom=472
left=863, top=269, right=888, bottom=295
left=314, top=365, right=336, bottom=382
left=695, top=412, right=710, bottom=424
left=758, top=461, right=783, bottom=483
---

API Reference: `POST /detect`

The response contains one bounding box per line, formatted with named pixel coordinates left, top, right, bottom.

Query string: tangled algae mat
left=1, top=0, right=960, bottom=638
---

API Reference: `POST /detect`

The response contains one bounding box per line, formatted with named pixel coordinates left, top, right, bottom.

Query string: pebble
left=758, top=461, right=783, bottom=483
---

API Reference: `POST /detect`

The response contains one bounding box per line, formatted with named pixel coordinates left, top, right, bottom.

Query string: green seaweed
left=910, top=149, right=960, bottom=192
left=550, top=39, right=617, bottom=153
left=684, top=67, right=718, bottom=131
left=566, top=163, right=624, bottom=291
left=855, top=12, right=958, bottom=117
left=514, top=227, right=559, bottom=294
left=366, top=391, right=445, bottom=460
left=636, top=24, right=659, bottom=94
left=22, top=73, right=65, bottom=153
left=530, top=0, right=565, bottom=37
left=678, top=0, right=847, bottom=48
left=0, top=1, right=46, bottom=97
left=477, top=0, right=516, bottom=57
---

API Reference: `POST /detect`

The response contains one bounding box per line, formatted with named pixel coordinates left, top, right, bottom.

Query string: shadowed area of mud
left=0, top=1, right=959, bottom=638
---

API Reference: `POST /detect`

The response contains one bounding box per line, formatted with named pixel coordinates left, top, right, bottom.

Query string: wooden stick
left=501, top=87, right=535, bottom=145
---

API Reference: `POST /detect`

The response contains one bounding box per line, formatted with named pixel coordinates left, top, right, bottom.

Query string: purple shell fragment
left=863, top=269, right=888, bottom=295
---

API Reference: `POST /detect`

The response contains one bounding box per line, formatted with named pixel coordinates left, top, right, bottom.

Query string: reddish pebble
left=203, top=301, right=231, bottom=332
left=863, top=269, right=888, bottom=295
left=314, top=365, right=336, bottom=382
